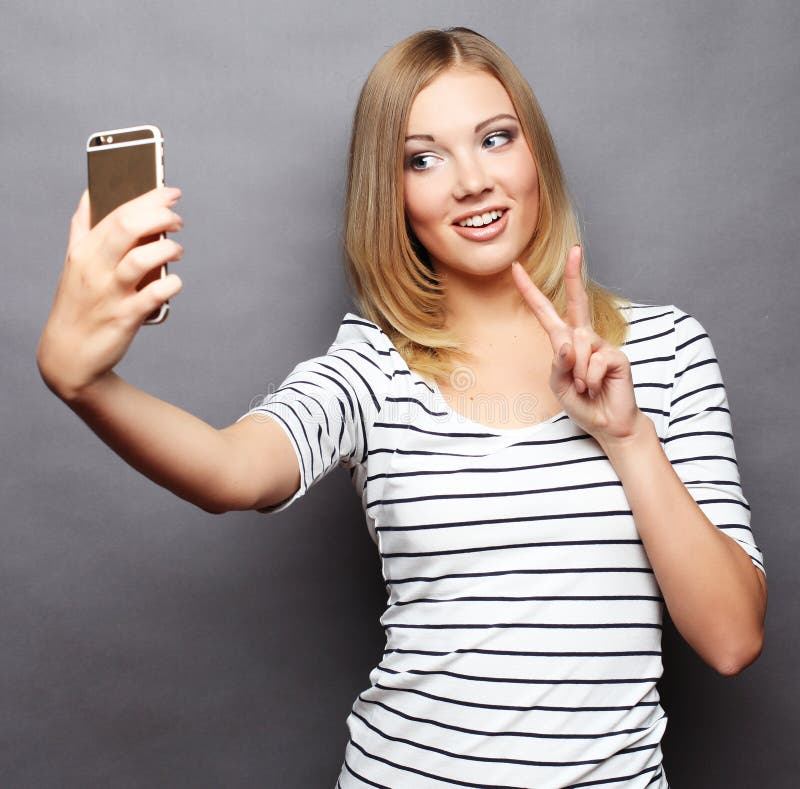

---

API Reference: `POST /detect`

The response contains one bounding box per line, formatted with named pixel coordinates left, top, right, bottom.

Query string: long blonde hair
left=343, top=27, right=630, bottom=385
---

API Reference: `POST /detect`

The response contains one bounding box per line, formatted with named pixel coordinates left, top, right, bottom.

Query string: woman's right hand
left=36, top=186, right=184, bottom=402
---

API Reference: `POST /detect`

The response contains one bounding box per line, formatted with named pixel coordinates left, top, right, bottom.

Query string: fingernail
left=559, top=343, right=569, bottom=359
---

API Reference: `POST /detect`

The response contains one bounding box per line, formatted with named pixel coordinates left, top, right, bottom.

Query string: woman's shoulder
left=325, top=311, right=402, bottom=380
left=331, top=312, right=392, bottom=348
left=615, top=300, right=708, bottom=340
left=612, top=299, right=671, bottom=335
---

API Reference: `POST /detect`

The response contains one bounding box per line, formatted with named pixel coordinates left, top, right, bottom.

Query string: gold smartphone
left=87, top=124, right=168, bottom=324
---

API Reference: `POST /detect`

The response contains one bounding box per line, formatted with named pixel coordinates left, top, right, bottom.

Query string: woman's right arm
left=37, top=188, right=299, bottom=514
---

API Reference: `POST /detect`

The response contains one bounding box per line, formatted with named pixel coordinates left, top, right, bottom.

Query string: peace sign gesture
left=511, top=245, right=644, bottom=449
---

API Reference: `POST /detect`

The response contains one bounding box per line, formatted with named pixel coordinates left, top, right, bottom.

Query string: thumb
left=68, top=189, right=91, bottom=249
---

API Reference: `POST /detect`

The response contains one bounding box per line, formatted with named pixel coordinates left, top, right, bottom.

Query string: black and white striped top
left=244, top=302, right=765, bottom=789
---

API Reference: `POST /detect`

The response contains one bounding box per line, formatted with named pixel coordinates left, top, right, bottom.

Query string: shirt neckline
left=428, top=376, right=569, bottom=437
left=344, top=311, right=571, bottom=437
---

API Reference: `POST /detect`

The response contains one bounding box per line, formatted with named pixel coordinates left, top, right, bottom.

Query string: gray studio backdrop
left=2, top=1, right=797, bottom=786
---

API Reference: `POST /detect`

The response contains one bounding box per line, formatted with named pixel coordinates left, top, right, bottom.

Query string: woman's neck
left=441, top=266, right=547, bottom=355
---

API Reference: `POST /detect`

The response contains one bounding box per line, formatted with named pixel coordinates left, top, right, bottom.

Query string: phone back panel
left=88, top=133, right=160, bottom=228
left=87, top=126, right=167, bottom=323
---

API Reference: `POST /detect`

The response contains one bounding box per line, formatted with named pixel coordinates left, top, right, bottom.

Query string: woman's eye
left=409, top=154, right=439, bottom=171
left=483, top=130, right=513, bottom=150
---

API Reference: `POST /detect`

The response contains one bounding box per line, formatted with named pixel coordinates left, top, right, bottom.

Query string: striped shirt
left=243, top=302, right=765, bottom=789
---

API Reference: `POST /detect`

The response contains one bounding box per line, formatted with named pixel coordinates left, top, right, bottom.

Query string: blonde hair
left=343, top=27, right=630, bottom=385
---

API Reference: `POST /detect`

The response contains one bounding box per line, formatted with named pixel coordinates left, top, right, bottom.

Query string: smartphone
left=87, top=124, right=168, bottom=325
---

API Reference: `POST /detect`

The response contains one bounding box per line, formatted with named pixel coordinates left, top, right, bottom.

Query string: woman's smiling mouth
left=452, top=208, right=509, bottom=241
left=457, top=209, right=505, bottom=227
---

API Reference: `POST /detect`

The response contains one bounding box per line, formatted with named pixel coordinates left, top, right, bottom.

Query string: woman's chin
left=431, top=249, right=526, bottom=279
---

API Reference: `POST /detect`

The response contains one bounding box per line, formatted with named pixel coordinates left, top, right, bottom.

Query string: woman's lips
left=452, top=210, right=509, bottom=241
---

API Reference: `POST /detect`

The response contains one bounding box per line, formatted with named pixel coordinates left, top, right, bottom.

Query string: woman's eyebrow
left=405, top=113, right=518, bottom=143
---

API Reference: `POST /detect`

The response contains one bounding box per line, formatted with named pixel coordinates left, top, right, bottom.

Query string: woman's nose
left=452, top=153, right=494, bottom=200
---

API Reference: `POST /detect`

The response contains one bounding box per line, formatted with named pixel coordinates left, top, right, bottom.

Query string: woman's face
left=403, top=67, right=540, bottom=279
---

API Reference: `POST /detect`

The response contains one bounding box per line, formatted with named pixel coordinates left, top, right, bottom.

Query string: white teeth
left=458, top=209, right=504, bottom=227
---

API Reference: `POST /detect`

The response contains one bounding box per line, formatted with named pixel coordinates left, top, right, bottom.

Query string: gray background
left=2, top=0, right=797, bottom=786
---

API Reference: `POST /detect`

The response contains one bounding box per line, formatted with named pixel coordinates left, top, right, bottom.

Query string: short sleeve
left=239, top=314, right=395, bottom=514
left=663, top=306, right=765, bottom=577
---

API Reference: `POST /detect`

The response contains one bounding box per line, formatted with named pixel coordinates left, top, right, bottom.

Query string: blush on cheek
left=403, top=189, right=432, bottom=225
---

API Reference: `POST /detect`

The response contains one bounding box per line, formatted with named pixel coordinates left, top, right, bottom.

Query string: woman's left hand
left=511, top=245, right=645, bottom=448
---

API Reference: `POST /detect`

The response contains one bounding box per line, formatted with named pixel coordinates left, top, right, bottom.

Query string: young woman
left=38, top=27, right=766, bottom=789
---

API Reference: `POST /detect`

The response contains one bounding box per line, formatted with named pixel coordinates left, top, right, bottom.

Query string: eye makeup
left=403, top=124, right=519, bottom=172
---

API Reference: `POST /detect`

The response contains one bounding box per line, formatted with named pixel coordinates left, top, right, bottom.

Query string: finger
left=564, top=245, right=592, bottom=329
left=126, top=272, right=183, bottom=323
left=585, top=350, right=609, bottom=398
left=115, top=238, right=184, bottom=289
left=550, top=339, right=581, bottom=401
left=511, top=260, right=568, bottom=345
left=571, top=326, right=594, bottom=393
left=68, top=189, right=91, bottom=250
left=92, top=187, right=183, bottom=265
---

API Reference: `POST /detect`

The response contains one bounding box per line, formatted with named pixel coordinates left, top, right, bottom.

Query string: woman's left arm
left=599, top=413, right=766, bottom=676
left=512, top=246, right=767, bottom=676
